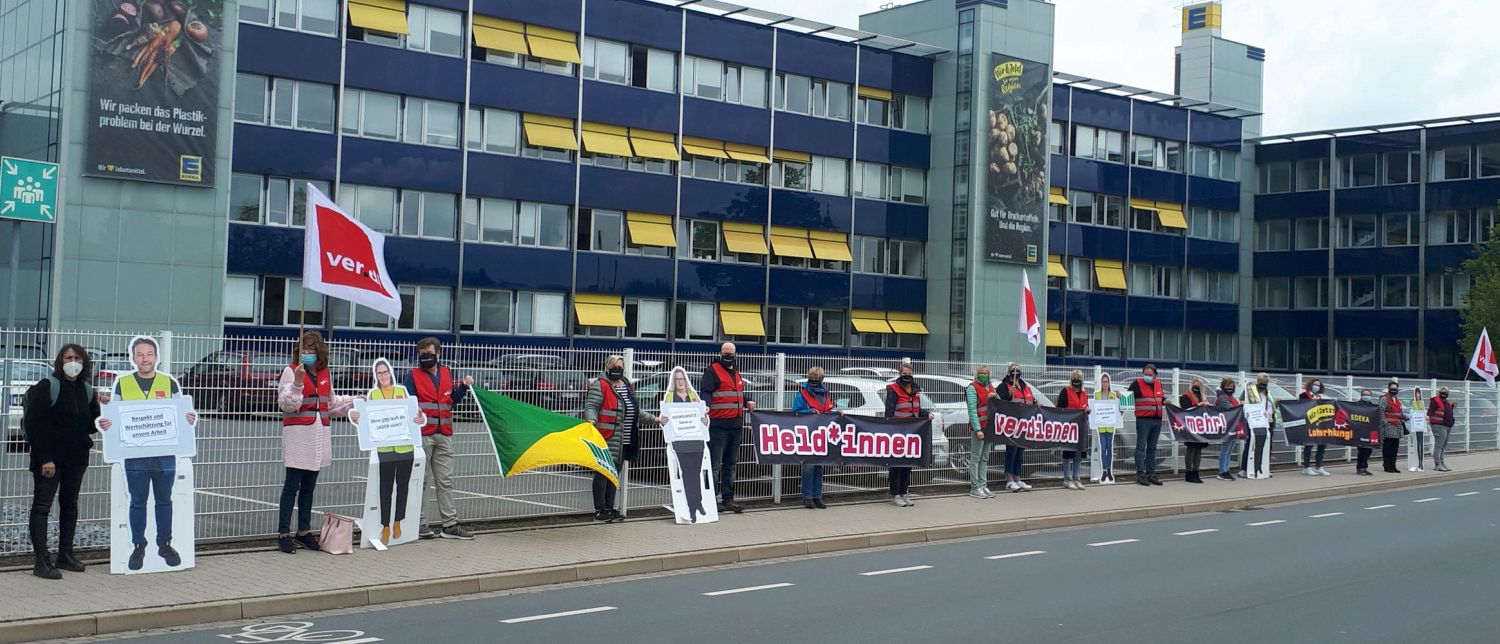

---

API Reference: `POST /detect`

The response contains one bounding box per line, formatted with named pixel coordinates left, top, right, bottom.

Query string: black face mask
left=607, top=367, right=625, bottom=380
left=1009, top=371, right=1021, bottom=379
left=720, top=354, right=735, bottom=365
left=1192, top=387, right=1202, bottom=395
left=1389, top=388, right=1398, bottom=395
left=1225, top=388, right=1237, bottom=396
left=1070, top=379, right=1082, bottom=387
left=1440, top=392, right=1449, bottom=399
left=1257, top=383, right=1268, bottom=391
left=418, top=354, right=438, bottom=369
left=899, top=375, right=914, bottom=385
left=807, top=379, right=823, bottom=388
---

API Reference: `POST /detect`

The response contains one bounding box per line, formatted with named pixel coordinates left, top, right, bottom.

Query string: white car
left=788, top=376, right=950, bottom=471
left=3, top=361, right=56, bottom=441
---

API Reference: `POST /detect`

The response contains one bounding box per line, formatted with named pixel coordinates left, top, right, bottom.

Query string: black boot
left=55, top=549, right=86, bottom=573
left=33, top=553, right=61, bottom=580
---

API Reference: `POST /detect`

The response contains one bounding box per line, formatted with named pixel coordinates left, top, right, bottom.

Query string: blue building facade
left=222, top=0, right=940, bottom=358
left=1251, top=118, right=1500, bottom=378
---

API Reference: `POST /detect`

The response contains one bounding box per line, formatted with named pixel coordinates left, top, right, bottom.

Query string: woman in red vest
left=1299, top=378, right=1330, bottom=476
left=1177, top=378, right=1208, bottom=484
left=997, top=362, right=1036, bottom=492
left=884, top=361, right=933, bottom=507
left=1379, top=380, right=1409, bottom=473
left=792, top=366, right=836, bottom=509
left=275, top=331, right=358, bottom=554
left=1053, top=370, right=1089, bottom=490
left=1428, top=386, right=1455, bottom=471
left=584, top=355, right=665, bottom=523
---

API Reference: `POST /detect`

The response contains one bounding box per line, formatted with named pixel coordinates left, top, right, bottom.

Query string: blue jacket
left=790, top=383, right=835, bottom=415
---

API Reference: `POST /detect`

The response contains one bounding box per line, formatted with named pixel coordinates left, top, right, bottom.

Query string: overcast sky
left=736, top=0, right=1500, bottom=136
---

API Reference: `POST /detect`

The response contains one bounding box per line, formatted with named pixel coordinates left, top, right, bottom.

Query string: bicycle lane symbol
left=215, top=622, right=383, bottom=643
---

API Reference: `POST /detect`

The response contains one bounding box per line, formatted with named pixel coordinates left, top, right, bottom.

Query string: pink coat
left=277, top=366, right=356, bottom=471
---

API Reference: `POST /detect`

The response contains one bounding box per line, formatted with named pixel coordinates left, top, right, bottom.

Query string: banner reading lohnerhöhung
left=983, top=53, right=1051, bottom=265
left=1164, top=404, right=1247, bottom=444
left=985, top=399, right=1092, bottom=452
left=751, top=411, right=932, bottom=468
left=1277, top=399, right=1382, bottom=448
left=84, top=0, right=224, bottom=186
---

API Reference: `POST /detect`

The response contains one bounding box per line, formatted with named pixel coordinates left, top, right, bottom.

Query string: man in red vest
left=1128, top=364, right=1165, bottom=486
left=404, top=338, right=474, bottom=539
left=701, top=342, right=754, bottom=514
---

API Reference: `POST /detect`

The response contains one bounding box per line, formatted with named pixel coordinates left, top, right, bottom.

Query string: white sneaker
left=903, top=494, right=915, bottom=506
left=891, top=495, right=908, bottom=507
left=1007, top=481, right=1021, bottom=492
left=1315, top=467, right=1331, bottom=476
left=1074, top=479, right=1086, bottom=490
left=969, top=489, right=988, bottom=499
left=1018, top=480, right=1033, bottom=491
left=981, top=487, right=996, bottom=498
left=1302, top=467, right=1317, bottom=476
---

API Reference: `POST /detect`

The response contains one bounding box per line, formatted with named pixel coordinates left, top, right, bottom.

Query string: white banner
left=1245, top=403, right=1269, bottom=430
left=109, top=458, right=195, bottom=574
left=100, top=397, right=197, bottom=462
left=1088, top=399, right=1121, bottom=431
left=354, top=398, right=423, bottom=452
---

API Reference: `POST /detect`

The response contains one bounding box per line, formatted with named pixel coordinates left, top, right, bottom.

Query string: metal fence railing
left=2, top=328, right=1496, bottom=555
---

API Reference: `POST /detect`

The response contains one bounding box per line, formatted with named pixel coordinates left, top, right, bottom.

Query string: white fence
left=2, top=328, right=1496, bottom=555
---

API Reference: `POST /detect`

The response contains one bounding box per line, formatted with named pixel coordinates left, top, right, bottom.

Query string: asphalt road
left=88, top=475, right=1500, bottom=644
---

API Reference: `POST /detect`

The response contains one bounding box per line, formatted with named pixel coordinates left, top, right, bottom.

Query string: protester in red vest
left=1428, top=387, right=1456, bottom=472
left=1177, top=378, right=1208, bottom=484
left=1299, top=378, right=1330, bottom=476
left=997, top=361, right=1036, bottom=492
left=1214, top=377, right=1242, bottom=480
left=884, top=361, right=935, bottom=507
left=701, top=342, right=754, bottom=514
left=1053, top=370, right=1090, bottom=490
left=791, top=366, right=836, bottom=509
left=1379, top=380, right=1409, bottom=473
left=584, top=355, right=664, bottom=523
left=403, top=337, right=474, bottom=540
left=275, top=331, right=358, bottom=554
left=965, top=365, right=998, bottom=498
left=1128, top=364, right=1165, bottom=486
left=1355, top=388, right=1376, bottom=475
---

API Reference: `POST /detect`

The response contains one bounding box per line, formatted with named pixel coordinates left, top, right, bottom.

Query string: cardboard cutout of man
left=349, top=358, right=427, bottom=548
left=97, top=336, right=197, bottom=573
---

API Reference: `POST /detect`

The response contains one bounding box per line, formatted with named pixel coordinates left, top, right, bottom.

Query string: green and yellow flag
left=473, top=387, right=618, bottom=486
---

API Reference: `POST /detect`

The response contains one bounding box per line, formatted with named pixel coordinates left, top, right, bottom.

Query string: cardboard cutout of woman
left=349, top=359, right=427, bottom=548
left=660, top=367, right=716, bottom=525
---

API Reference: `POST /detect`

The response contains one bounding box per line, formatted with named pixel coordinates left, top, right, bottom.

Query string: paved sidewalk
left=5, top=452, right=1500, bottom=642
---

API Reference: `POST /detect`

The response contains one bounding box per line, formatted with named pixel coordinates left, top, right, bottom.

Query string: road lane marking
left=1413, top=497, right=1440, bottom=503
left=1309, top=512, right=1344, bottom=518
left=1366, top=504, right=1395, bottom=510
left=1174, top=529, right=1219, bottom=536
left=1456, top=492, right=1480, bottom=497
left=1246, top=520, right=1286, bottom=526
left=703, top=583, right=794, bottom=596
left=985, top=550, right=1047, bottom=560
left=1087, top=539, right=1139, bottom=547
left=860, top=565, right=933, bottom=576
left=500, top=606, right=616, bottom=624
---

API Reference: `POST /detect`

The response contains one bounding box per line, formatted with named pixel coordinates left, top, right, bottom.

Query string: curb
left=2, top=466, right=1495, bottom=643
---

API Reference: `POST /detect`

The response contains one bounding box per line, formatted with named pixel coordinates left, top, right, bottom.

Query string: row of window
left=1050, top=324, right=1236, bottom=364
left=1252, top=337, right=1419, bottom=374
left=223, top=275, right=923, bottom=348
left=1258, top=144, right=1500, bottom=194
left=1050, top=258, right=1237, bottom=303
left=1253, top=209, right=1497, bottom=251
left=1050, top=122, right=1238, bottom=180
left=1253, top=273, right=1471, bottom=310
left=1048, top=190, right=1239, bottom=242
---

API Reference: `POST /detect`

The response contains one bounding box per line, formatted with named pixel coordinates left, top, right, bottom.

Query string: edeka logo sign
left=314, top=204, right=393, bottom=298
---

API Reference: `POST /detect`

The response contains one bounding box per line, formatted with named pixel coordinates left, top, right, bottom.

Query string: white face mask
left=62, top=361, right=83, bottom=378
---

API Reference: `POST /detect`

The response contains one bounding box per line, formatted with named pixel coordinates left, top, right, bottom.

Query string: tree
left=1458, top=199, right=1500, bottom=358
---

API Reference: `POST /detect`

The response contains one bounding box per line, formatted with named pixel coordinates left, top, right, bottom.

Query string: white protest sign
left=1245, top=403, right=1269, bottom=430
left=119, top=404, right=178, bottom=447
left=660, top=401, right=708, bottom=442
left=354, top=398, right=422, bottom=452
left=1408, top=413, right=1428, bottom=433
left=1088, top=399, right=1121, bottom=431
left=101, top=397, right=197, bottom=462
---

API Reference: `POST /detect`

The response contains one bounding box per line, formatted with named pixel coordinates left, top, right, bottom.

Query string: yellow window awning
left=682, top=136, right=728, bottom=159
left=1045, top=322, right=1066, bottom=348
left=857, top=85, right=893, bottom=101
left=808, top=230, right=853, bottom=262
left=886, top=312, right=929, bottom=335
left=629, top=129, right=681, bottom=161
left=769, top=226, right=815, bottom=259
left=1047, top=255, right=1068, bottom=278
left=581, top=122, right=633, bottom=158
left=574, top=293, right=625, bottom=327
left=471, top=15, right=526, bottom=55
left=348, top=0, right=410, bottom=35
left=522, top=113, right=577, bottom=151
left=851, top=311, right=894, bottom=334
left=772, top=149, right=811, bottom=163
left=720, top=302, right=765, bottom=337
left=525, top=25, right=581, bottom=64
left=1048, top=186, right=1069, bottom=206
left=1128, top=197, right=1159, bottom=212
left=1095, top=259, right=1128, bottom=290
left=724, top=142, right=772, bottom=164
left=626, top=212, right=676, bottom=247
left=1156, top=204, right=1188, bottom=229
left=722, top=222, right=768, bottom=255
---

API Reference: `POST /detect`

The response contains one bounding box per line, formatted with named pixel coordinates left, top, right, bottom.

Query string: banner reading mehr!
left=1277, top=399, right=1383, bottom=448
left=1164, top=404, right=1247, bottom=444
left=751, top=411, right=933, bottom=468
left=986, top=399, right=1092, bottom=452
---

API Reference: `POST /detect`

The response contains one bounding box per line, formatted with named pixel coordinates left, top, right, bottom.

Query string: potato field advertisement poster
left=984, top=54, right=1050, bottom=264
left=84, top=0, right=223, bottom=186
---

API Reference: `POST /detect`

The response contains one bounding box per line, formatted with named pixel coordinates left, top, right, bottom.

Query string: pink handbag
left=318, top=513, right=355, bottom=555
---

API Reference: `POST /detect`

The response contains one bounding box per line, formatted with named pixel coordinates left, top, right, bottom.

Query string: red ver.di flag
left=302, top=183, right=402, bottom=320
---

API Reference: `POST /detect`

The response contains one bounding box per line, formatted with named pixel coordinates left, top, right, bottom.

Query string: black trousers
left=888, top=467, right=911, bottom=496
left=1356, top=447, right=1373, bottom=470
left=1241, top=432, right=1267, bottom=475
left=278, top=468, right=320, bottom=534
left=377, top=452, right=415, bottom=526
left=30, top=463, right=88, bottom=556
left=1381, top=438, right=1401, bottom=471
left=1185, top=443, right=1205, bottom=472
left=592, top=471, right=617, bottom=511
left=1301, top=444, right=1327, bottom=467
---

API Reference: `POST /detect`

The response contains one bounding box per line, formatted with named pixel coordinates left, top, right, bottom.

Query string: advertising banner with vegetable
left=983, top=54, right=1050, bottom=264
left=84, top=0, right=223, bottom=187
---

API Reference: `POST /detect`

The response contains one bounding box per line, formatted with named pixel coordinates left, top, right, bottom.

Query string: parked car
left=939, top=375, right=1047, bottom=479
left=180, top=351, right=290, bottom=414
left=4, top=361, right=56, bottom=452
left=2, top=344, right=47, bottom=361
left=480, top=354, right=591, bottom=412
left=93, top=353, right=133, bottom=392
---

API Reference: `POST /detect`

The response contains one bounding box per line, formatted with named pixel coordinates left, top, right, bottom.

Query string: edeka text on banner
left=750, top=411, right=933, bottom=468
left=1277, top=399, right=1382, bottom=448
left=985, top=398, right=1092, bottom=452
left=1164, top=404, right=1247, bottom=444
